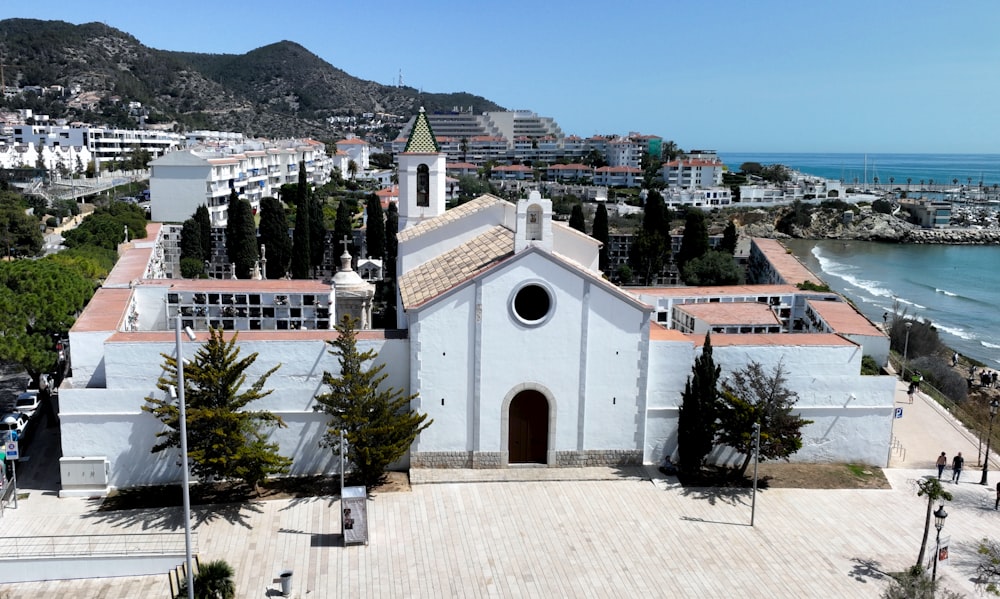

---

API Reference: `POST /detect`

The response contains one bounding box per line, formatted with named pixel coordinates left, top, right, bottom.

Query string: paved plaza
left=1, top=380, right=999, bottom=598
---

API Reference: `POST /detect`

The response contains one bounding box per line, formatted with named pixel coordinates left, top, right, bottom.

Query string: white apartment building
left=335, top=137, right=371, bottom=171
left=662, top=156, right=725, bottom=188
left=13, top=124, right=183, bottom=171
left=0, top=143, right=92, bottom=173
left=149, top=139, right=331, bottom=226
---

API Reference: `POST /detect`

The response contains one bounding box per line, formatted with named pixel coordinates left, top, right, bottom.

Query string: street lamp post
left=981, top=399, right=1000, bottom=485
left=902, top=321, right=913, bottom=381
left=751, top=422, right=760, bottom=527
left=174, top=317, right=197, bottom=599
left=932, top=505, right=948, bottom=581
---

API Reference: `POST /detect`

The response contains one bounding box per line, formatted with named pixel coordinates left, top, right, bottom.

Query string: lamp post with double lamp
left=902, top=321, right=913, bottom=381
left=981, top=399, right=1000, bottom=485
left=932, top=505, right=948, bottom=581
left=174, top=318, right=197, bottom=599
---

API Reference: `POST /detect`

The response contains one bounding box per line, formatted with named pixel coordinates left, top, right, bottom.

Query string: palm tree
left=953, top=178, right=959, bottom=188
left=915, top=477, right=952, bottom=570
left=175, top=559, right=236, bottom=599
left=347, top=160, right=358, bottom=180
left=907, top=177, right=912, bottom=191
left=889, top=176, right=894, bottom=189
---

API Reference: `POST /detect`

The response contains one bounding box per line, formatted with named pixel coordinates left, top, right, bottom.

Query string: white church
left=57, top=109, right=896, bottom=494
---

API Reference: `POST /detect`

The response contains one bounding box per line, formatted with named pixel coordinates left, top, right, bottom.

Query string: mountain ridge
left=0, top=19, right=504, bottom=140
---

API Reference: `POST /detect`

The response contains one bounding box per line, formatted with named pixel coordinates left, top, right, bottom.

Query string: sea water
left=783, top=239, right=1000, bottom=367
left=721, top=151, right=1000, bottom=188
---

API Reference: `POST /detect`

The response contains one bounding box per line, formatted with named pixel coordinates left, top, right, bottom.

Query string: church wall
left=476, top=255, right=587, bottom=454
left=551, top=226, right=601, bottom=271
left=643, top=339, right=696, bottom=463
left=580, top=284, right=649, bottom=452
left=61, top=335, right=410, bottom=488
left=407, top=286, right=477, bottom=456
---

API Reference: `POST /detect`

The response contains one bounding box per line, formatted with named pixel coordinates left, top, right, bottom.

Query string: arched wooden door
left=508, top=390, right=548, bottom=464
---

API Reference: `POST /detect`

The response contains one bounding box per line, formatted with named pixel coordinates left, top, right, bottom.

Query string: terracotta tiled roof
left=399, top=225, right=514, bottom=308
left=632, top=284, right=802, bottom=297
left=493, top=165, right=532, bottom=172
left=397, top=195, right=506, bottom=243
left=336, top=138, right=369, bottom=146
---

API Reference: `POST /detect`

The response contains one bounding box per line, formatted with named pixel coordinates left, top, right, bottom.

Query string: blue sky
left=6, top=1, right=1000, bottom=153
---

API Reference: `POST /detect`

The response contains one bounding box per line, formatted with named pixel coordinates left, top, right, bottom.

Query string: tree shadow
left=848, top=557, right=891, bottom=584
left=278, top=526, right=343, bottom=547
left=83, top=495, right=264, bottom=530
left=279, top=495, right=339, bottom=512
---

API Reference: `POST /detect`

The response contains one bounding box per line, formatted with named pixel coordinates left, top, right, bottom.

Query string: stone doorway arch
left=502, top=385, right=555, bottom=465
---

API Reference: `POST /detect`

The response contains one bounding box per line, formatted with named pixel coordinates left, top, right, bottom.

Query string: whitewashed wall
left=61, top=335, right=410, bottom=488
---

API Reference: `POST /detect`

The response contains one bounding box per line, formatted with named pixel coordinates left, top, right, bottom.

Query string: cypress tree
left=721, top=220, right=738, bottom=255
left=179, top=218, right=203, bottom=261
left=677, top=332, right=721, bottom=475
left=225, top=190, right=258, bottom=279
left=290, top=163, right=311, bottom=278
left=383, top=203, right=399, bottom=326
left=365, top=194, right=385, bottom=259
left=569, top=204, right=586, bottom=233
left=309, top=193, right=326, bottom=270
left=591, top=202, right=609, bottom=273
left=677, top=209, right=710, bottom=273
left=194, top=204, right=212, bottom=265
left=257, top=196, right=291, bottom=279
left=333, top=200, right=354, bottom=258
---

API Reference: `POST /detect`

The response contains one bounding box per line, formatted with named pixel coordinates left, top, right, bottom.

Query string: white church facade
left=57, top=109, right=896, bottom=494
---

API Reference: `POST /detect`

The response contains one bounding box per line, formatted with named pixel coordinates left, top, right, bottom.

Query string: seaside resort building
left=58, top=110, right=895, bottom=495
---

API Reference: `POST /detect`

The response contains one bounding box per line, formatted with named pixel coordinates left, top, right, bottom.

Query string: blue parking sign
left=895, top=407, right=903, bottom=419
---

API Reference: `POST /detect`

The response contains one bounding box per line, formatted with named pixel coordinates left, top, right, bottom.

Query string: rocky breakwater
left=740, top=210, right=915, bottom=241
left=904, top=227, right=1000, bottom=244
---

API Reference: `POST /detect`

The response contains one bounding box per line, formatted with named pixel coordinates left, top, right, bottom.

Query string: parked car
left=0, top=412, right=28, bottom=439
left=14, top=391, right=40, bottom=417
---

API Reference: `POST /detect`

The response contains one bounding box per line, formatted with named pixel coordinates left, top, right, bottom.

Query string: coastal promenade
left=1, top=382, right=998, bottom=598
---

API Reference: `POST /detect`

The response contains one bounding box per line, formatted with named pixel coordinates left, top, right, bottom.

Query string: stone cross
left=340, top=236, right=351, bottom=255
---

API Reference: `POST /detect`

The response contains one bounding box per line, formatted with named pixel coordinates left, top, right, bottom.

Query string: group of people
left=971, top=365, right=999, bottom=388
left=935, top=452, right=1000, bottom=511
left=936, top=451, right=965, bottom=483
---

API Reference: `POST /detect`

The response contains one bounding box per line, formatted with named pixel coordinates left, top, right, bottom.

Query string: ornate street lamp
left=902, top=321, right=913, bottom=381
left=981, top=399, right=1000, bottom=485
left=932, top=505, right=948, bottom=581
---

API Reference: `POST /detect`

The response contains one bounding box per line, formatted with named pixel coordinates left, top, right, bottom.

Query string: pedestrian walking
left=953, top=352, right=959, bottom=367
left=907, top=383, right=915, bottom=404
left=936, top=452, right=947, bottom=480
left=952, top=452, right=964, bottom=483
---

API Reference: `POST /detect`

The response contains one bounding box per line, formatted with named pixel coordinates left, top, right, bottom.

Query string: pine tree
left=365, top=194, right=385, bottom=260
left=716, top=361, right=813, bottom=477
left=290, top=163, right=311, bottom=278
left=257, top=196, right=291, bottom=280
left=194, top=205, right=212, bottom=265
left=677, top=332, right=721, bottom=475
left=591, top=202, right=609, bottom=273
left=314, top=316, right=431, bottom=488
left=224, top=190, right=258, bottom=279
left=569, top=204, right=586, bottom=233
left=144, top=329, right=291, bottom=492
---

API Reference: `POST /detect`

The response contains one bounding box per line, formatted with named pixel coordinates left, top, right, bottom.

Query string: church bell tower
left=397, top=107, right=446, bottom=231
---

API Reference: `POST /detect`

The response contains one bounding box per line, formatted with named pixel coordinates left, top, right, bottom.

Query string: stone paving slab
left=1, top=377, right=998, bottom=597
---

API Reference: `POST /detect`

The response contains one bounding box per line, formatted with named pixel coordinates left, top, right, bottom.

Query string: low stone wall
left=554, top=450, right=643, bottom=468
left=411, top=451, right=503, bottom=469
left=412, top=450, right=643, bottom=468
